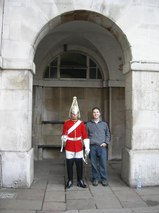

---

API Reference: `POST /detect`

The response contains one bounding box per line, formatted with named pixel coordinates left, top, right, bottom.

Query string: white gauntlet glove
left=61, top=135, right=68, bottom=142
left=60, top=135, right=68, bottom=152
left=83, top=138, right=90, bottom=155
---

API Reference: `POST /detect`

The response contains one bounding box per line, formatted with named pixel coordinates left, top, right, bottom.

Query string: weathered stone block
left=1, top=148, right=34, bottom=188
left=121, top=148, right=159, bottom=187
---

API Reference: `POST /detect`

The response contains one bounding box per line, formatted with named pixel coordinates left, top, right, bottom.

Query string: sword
left=83, top=151, right=89, bottom=183
left=82, top=151, right=88, bottom=164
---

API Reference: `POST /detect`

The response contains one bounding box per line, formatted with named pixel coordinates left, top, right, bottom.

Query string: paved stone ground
left=0, top=158, right=159, bottom=213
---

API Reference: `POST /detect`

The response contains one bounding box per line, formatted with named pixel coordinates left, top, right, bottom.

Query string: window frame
left=43, top=52, right=103, bottom=81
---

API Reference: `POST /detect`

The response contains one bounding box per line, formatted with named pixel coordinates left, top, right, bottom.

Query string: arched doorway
left=33, top=51, right=107, bottom=160
left=33, top=10, right=130, bottom=161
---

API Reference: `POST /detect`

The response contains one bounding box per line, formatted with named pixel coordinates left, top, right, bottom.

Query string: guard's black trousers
left=66, top=158, right=86, bottom=188
left=66, top=158, right=83, bottom=181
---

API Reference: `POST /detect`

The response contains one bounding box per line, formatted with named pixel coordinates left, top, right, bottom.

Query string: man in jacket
left=61, top=96, right=90, bottom=189
left=86, top=107, right=111, bottom=186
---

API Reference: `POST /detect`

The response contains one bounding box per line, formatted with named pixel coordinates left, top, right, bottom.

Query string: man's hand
left=100, top=143, right=107, bottom=147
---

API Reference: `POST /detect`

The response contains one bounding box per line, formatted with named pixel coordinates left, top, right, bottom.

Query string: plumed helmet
left=69, top=96, right=80, bottom=118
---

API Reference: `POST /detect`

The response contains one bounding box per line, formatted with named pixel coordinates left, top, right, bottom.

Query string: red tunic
left=62, top=119, right=88, bottom=152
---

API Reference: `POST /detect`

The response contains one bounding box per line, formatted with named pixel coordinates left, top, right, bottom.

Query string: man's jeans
left=90, top=145, right=108, bottom=181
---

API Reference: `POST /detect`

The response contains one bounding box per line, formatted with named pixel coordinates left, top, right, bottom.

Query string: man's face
left=71, top=113, right=78, bottom=120
left=92, top=109, right=101, bottom=120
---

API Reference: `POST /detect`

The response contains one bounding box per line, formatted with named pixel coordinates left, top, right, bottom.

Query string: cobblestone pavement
left=0, top=159, right=159, bottom=213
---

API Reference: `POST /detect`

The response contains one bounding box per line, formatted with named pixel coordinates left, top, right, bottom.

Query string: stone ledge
left=1, top=58, right=35, bottom=74
left=124, top=60, right=159, bottom=74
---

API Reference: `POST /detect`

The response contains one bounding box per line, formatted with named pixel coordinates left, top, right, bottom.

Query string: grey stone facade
left=0, top=0, right=159, bottom=187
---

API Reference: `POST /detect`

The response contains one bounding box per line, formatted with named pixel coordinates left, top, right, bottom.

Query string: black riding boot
left=75, top=158, right=87, bottom=188
left=65, top=159, right=74, bottom=189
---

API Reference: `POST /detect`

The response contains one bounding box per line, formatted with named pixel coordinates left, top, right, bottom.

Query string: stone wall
left=122, top=69, right=159, bottom=186
left=1, top=0, right=159, bottom=187
left=110, top=87, right=125, bottom=160
left=0, top=69, right=34, bottom=187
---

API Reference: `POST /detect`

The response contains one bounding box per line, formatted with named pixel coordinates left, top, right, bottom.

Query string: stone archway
left=33, top=10, right=159, bottom=187
left=33, top=10, right=131, bottom=162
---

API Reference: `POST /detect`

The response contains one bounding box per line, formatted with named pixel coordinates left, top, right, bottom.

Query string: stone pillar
left=0, top=70, right=34, bottom=188
left=122, top=64, right=159, bottom=186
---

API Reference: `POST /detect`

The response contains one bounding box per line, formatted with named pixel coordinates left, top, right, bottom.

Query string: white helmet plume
left=69, top=96, right=80, bottom=118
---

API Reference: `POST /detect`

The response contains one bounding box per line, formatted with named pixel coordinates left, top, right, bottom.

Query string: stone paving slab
left=132, top=206, right=159, bottom=213
left=89, top=182, right=123, bottom=209
left=37, top=207, right=159, bottom=213
left=79, top=209, right=133, bottom=213
left=79, top=207, right=159, bottom=213
left=141, top=195, right=159, bottom=207
left=108, top=178, right=128, bottom=187
left=46, top=183, right=65, bottom=191
left=0, top=188, right=17, bottom=193
left=37, top=211, right=77, bottom=213
left=44, top=191, right=65, bottom=202
left=31, top=177, right=48, bottom=190
left=66, top=189, right=92, bottom=200
left=66, top=198, right=96, bottom=210
left=121, top=200, right=148, bottom=208
left=94, top=195, right=122, bottom=209
left=89, top=184, right=114, bottom=195
left=42, top=201, right=66, bottom=211
left=16, top=188, right=45, bottom=200
left=113, top=188, right=146, bottom=202
left=0, top=211, right=36, bottom=213
left=0, top=199, right=42, bottom=210
left=48, top=176, right=64, bottom=184
left=0, top=191, right=17, bottom=199
left=136, top=187, right=159, bottom=195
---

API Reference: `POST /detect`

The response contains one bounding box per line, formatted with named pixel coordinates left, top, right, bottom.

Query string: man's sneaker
left=92, top=179, right=98, bottom=186
left=101, top=179, right=108, bottom=186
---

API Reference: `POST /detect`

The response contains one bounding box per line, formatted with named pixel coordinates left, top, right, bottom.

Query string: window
left=89, top=59, right=102, bottom=79
left=44, top=52, right=102, bottom=80
left=44, top=58, right=58, bottom=78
